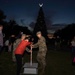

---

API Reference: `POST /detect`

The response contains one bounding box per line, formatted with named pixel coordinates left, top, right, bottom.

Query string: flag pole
left=30, top=46, right=32, bottom=66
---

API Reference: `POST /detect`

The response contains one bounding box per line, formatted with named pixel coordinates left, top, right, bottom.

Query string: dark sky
left=0, top=0, right=75, bottom=25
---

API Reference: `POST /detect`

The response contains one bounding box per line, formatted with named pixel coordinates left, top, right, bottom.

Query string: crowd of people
left=0, top=24, right=47, bottom=75
left=0, top=24, right=75, bottom=75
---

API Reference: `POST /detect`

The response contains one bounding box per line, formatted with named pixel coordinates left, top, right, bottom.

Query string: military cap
left=36, top=31, right=41, bottom=35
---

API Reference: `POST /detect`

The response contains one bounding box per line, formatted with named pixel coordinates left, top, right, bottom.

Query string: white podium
left=23, top=63, right=38, bottom=74
left=23, top=46, right=38, bottom=74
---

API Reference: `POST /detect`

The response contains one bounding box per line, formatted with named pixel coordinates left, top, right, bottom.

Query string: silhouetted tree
left=29, top=22, right=35, bottom=29
left=33, top=6, right=47, bottom=42
left=0, top=10, right=32, bottom=39
left=54, top=23, right=75, bottom=41
left=0, top=9, right=6, bottom=23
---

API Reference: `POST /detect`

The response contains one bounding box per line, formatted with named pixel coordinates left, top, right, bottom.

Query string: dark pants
left=72, top=47, right=75, bottom=58
left=4, top=46, right=8, bottom=52
left=15, top=54, right=22, bottom=75
left=72, top=46, right=75, bottom=65
left=0, top=46, right=3, bottom=54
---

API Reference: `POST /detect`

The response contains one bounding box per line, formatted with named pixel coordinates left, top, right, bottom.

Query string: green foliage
left=54, top=23, right=75, bottom=41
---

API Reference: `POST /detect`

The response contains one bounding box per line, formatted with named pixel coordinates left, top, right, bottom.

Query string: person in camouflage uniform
left=33, top=31, right=47, bottom=74
left=12, top=39, right=21, bottom=62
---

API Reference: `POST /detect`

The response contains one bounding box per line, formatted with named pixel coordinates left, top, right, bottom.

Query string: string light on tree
left=33, top=3, right=48, bottom=42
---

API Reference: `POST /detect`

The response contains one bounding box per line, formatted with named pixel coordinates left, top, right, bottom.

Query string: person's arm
left=25, top=42, right=32, bottom=52
left=25, top=47, right=30, bottom=52
left=33, top=42, right=39, bottom=48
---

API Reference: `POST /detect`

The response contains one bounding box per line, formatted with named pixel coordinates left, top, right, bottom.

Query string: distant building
left=47, top=24, right=67, bottom=39
left=50, top=24, right=67, bottom=31
left=47, top=30, right=55, bottom=39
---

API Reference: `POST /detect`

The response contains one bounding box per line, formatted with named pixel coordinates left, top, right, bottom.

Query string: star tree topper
left=39, top=3, right=43, bottom=7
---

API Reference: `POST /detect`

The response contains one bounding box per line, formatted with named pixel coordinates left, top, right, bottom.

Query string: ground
left=0, top=50, right=75, bottom=75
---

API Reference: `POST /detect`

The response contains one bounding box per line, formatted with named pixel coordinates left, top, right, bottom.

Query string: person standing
left=0, top=25, right=3, bottom=54
left=32, top=31, right=47, bottom=74
left=71, top=36, right=75, bottom=65
left=4, top=39, right=9, bottom=52
left=9, top=35, right=16, bottom=52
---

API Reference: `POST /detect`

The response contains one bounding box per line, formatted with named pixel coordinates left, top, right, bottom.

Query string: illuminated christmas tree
left=33, top=4, right=48, bottom=42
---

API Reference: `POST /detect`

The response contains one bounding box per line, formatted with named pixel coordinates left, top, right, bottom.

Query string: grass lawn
left=0, top=50, right=75, bottom=75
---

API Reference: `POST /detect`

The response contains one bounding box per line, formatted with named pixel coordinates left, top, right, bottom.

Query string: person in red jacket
left=14, top=37, right=31, bottom=75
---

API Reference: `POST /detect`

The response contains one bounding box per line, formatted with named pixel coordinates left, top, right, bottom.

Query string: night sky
left=0, top=0, right=75, bottom=25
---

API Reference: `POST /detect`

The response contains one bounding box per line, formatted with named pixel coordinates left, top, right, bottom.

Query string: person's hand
left=31, top=42, right=33, bottom=45
left=29, top=50, right=32, bottom=53
left=32, top=45, right=34, bottom=48
left=30, top=44, right=34, bottom=48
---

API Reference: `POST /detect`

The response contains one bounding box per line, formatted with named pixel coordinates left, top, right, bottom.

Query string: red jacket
left=14, top=40, right=31, bottom=55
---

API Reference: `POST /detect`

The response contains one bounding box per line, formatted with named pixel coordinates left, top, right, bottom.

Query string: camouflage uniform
left=33, top=36, right=47, bottom=71
left=12, top=39, right=21, bottom=62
